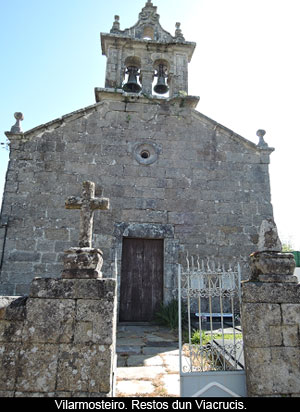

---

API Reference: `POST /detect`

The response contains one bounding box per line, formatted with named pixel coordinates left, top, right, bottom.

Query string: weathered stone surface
left=56, top=344, right=113, bottom=393
left=0, top=276, right=117, bottom=396
left=245, top=346, right=300, bottom=396
left=0, top=320, right=24, bottom=342
left=0, top=343, right=20, bottom=390
left=65, top=181, right=110, bottom=248
left=62, top=247, right=103, bottom=279
left=3, top=296, right=27, bottom=320
left=241, top=302, right=281, bottom=347
left=281, top=303, right=300, bottom=325
left=241, top=281, right=300, bottom=303
left=76, top=299, right=115, bottom=345
left=0, top=296, right=22, bottom=319
left=15, top=344, right=59, bottom=393
left=249, top=251, right=296, bottom=281
left=24, top=298, right=75, bottom=343
left=0, top=94, right=274, bottom=296
left=242, top=274, right=300, bottom=396
left=29, top=277, right=116, bottom=300
left=257, top=218, right=282, bottom=252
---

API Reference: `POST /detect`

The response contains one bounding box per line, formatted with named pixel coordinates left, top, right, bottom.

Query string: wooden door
left=119, top=238, right=164, bottom=322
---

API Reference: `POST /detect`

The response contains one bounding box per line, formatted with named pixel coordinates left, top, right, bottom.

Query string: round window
left=133, top=142, right=160, bottom=165
left=140, top=150, right=150, bottom=159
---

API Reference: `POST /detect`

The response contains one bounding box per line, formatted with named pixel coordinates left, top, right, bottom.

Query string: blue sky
left=1, top=0, right=300, bottom=248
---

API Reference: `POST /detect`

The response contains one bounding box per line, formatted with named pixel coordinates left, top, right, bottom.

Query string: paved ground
left=115, top=324, right=180, bottom=397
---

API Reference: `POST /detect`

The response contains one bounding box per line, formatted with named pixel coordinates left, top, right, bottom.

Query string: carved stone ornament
left=256, top=129, right=268, bottom=148
left=10, top=112, right=24, bottom=133
left=257, top=218, right=282, bottom=252
left=249, top=219, right=297, bottom=283
left=139, top=1, right=159, bottom=24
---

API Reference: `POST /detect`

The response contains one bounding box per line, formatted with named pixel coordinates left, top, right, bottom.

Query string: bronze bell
left=123, top=66, right=142, bottom=93
left=154, top=64, right=169, bottom=94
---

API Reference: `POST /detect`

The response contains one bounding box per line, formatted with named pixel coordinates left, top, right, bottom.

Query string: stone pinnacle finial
left=111, top=15, right=120, bottom=33
left=175, top=22, right=185, bottom=41
left=257, top=218, right=282, bottom=252
left=10, top=112, right=24, bottom=133
left=256, top=129, right=268, bottom=148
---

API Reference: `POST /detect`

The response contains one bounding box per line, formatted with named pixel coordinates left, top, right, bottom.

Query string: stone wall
left=241, top=224, right=300, bottom=397
left=0, top=94, right=274, bottom=296
left=0, top=277, right=117, bottom=397
left=242, top=282, right=300, bottom=396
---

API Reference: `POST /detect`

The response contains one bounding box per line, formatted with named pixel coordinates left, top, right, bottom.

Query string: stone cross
left=65, top=181, right=110, bottom=248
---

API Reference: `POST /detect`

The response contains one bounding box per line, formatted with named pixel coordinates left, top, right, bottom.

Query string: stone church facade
left=0, top=2, right=274, bottom=321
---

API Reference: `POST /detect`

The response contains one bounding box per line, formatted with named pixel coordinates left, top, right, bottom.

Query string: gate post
left=241, top=219, right=300, bottom=397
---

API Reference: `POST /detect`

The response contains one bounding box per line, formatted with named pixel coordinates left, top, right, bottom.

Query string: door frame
left=113, top=223, right=179, bottom=321
left=119, top=237, right=164, bottom=322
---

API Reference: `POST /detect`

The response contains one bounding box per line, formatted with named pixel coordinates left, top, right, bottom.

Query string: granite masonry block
left=24, top=298, right=75, bottom=343
left=15, top=343, right=59, bottom=393
left=56, top=344, right=113, bottom=393
left=29, top=277, right=116, bottom=300
left=0, top=276, right=117, bottom=396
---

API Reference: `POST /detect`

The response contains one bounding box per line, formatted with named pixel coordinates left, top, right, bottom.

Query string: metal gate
left=178, top=256, right=246, bottom=397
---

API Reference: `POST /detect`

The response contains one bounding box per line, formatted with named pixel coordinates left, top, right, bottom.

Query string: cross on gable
left=65, top=181, right=110, bottom=248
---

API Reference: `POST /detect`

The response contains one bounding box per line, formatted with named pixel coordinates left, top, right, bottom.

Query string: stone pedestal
left=242, top=250, right=300, bottom=397
left=249, top=251, right=297, bottom=283
left=62, top=247, right=103, bottom=279
left=0, top=277, right=117, bottom=397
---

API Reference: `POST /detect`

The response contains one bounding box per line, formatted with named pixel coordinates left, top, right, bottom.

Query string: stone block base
left=0, top=277, right=117, bottom=397
left=242, top=281, right=300, bottom=397
left=62, top=248, right=103, bottom=279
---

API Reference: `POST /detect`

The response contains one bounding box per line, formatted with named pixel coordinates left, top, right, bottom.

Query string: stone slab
left=116, top=345, right=142, bottom=355
left=242, top=281, right=300, bottom=304
left=29, top=277, right=116, bottom=300
left=143, top=346, right=178, bottom=356
left=126, top=355, right=164, bottom=367
left=161, top=353, right=180, bottom=372
left=117, top=337, right=145, bottom=346
left=116, top=366, right=165, bottom=380
left=161, top=374, right=180, bottom=396
left=116, top=380, right=155, bottom=395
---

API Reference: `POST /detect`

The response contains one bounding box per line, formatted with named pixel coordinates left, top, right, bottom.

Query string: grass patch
left=191, top=330, right=243, bottom=345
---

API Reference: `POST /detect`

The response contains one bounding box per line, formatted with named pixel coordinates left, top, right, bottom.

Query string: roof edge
left=5, top=102, right=101, bottom=141
left=191, top=109, right=275, bottom=154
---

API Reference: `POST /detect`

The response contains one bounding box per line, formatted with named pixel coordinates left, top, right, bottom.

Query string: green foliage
left=190, top=330, right=243, bottom=345
left=154, top=299, right=186, bottom=331
left=282, top=242, right=294, bottom=252
left=191, top=329, right=209, bottom=345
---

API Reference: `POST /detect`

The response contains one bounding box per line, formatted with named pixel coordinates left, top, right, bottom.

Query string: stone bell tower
left=96, top=0, right=197, bottom=100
